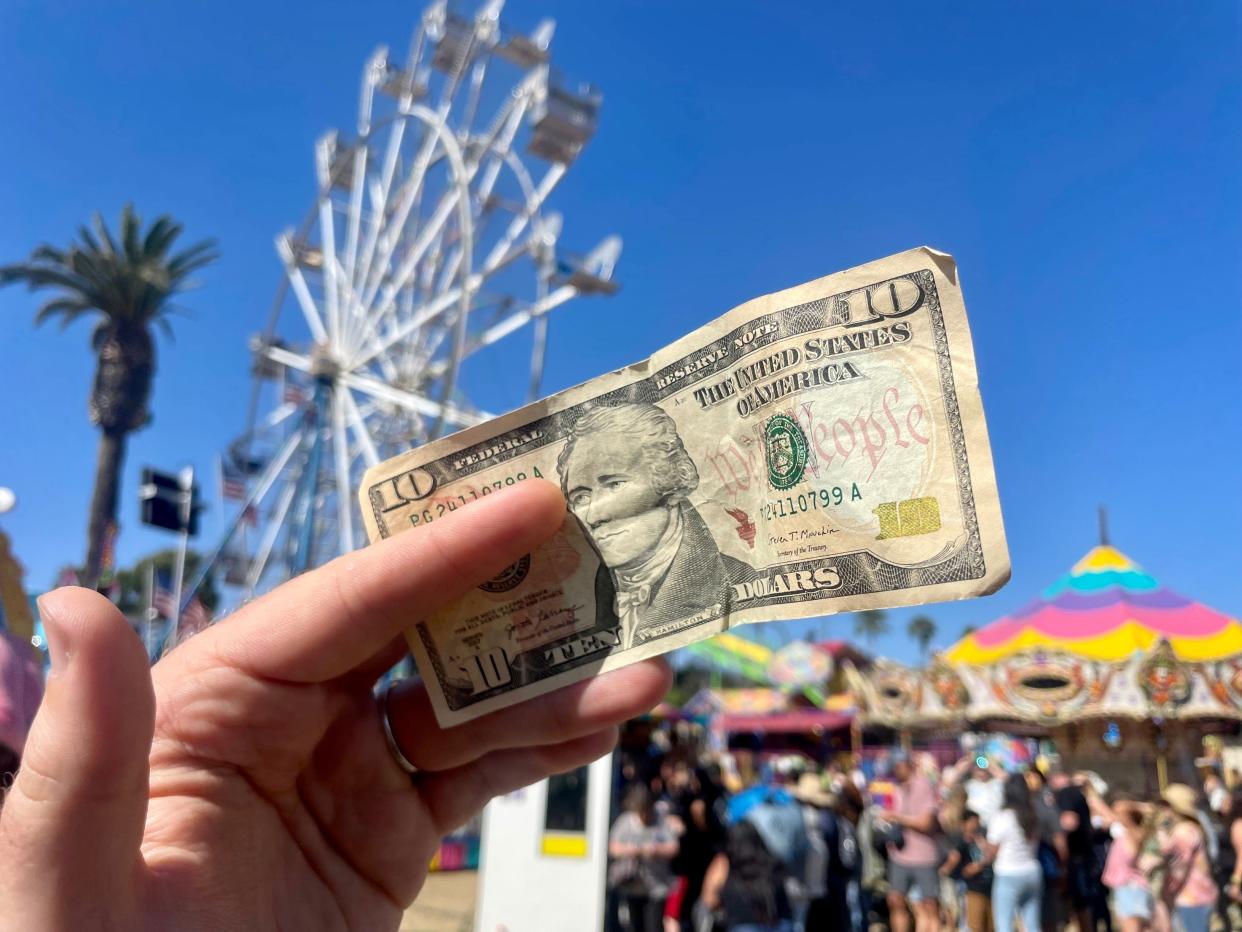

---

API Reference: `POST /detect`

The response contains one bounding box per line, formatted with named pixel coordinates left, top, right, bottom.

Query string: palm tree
left=907, top=614, right=937, bottom=661
left=852, top=609, right=889, bottom=649
left=1, top=206, right=217, bottom=587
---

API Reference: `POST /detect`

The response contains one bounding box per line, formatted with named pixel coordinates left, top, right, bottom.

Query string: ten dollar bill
left=360, top=247, right=1009, bottom=726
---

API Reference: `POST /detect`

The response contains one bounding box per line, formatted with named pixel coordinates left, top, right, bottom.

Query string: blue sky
left=1, top=2, right=1239, bottom=664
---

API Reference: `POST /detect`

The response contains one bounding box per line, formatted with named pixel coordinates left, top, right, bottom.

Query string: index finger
left=207, top=479, right=567, bottom=682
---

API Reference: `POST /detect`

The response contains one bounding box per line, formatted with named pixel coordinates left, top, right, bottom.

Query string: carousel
left=848, top=540, right=1242, bottom=793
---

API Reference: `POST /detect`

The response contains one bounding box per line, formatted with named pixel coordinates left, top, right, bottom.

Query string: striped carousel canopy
left=945, top=545, right=1242, bottom=665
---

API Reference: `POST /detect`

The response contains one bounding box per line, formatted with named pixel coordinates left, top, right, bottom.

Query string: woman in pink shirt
left=1101, top=800, right=1153, bottom=932
left=1159, top=784, right=1217, bottom=932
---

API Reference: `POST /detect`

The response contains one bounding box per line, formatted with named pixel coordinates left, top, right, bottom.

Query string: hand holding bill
left=0, top=481, right=669, bottom=932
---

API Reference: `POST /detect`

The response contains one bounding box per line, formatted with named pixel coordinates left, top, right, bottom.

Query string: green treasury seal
left=764, top=413, right=808, bottom=490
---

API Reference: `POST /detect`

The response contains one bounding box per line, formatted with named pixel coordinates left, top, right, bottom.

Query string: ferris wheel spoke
left=359, top=82, right=532, bottom=334
left=375, top=176, right=466, bottom=319
left=347, top=88, right=542, bottom=365
left=340, top=387, right=382, bottom=468
left=367, top=115, right=415, bottom=262
left=460, top=54, right=491, bottom=142
left=529, top=310, right=550, bottom=402
left=360, top=182, right=475, bottom=378
left=468, top=89, right=533, bottom=211
left=261, top=401, right=300, bottom=429
left=342, top=369, right=489, bottom=428
left=357, top=48, right=381, bottom=136
left=351, top=203, right=543, bottom=371
left=331, top=388, right=356, bottom=554
left=244, top=477, right=299, bottom=594
left=276, top=233, right=330, bottom=345
left=351, top=167, right=554, bottom=371
left=425, top=283, right=577, bottom=380
left=342, top=131, right=370, bottom=287
left=355, top=108, right=445, bottom=319
left=315, top=136, right=344, bottom=343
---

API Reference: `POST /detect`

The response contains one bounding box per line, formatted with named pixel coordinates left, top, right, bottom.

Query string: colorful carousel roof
left=945, top=545, right=1242, bottom=664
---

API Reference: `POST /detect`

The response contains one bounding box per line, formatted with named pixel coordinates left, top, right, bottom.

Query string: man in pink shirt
left=884, top=752, right=942, bottom=932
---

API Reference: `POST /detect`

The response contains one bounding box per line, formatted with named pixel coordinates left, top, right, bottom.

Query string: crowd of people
left=607, top=736, right=1242, bottom=932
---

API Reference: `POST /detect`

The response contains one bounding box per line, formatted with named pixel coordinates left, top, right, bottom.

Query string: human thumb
left=0, top=587, right=154, bottom=929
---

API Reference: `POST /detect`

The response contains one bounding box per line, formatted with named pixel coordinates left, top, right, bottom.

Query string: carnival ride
left=188, top=1, right=622, bottom=604
left=846, top=542, right=1242, bottom=790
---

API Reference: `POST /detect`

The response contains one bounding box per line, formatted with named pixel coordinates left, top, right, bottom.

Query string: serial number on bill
left=407, top=468, right=545, bottom=527
left=761, top=484, right=863, bottom=521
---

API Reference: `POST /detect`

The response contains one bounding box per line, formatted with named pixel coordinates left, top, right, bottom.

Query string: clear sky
left=2, top=1, right=1239, bottom=665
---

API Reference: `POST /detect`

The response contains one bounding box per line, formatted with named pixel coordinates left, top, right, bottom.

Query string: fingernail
left=36, top=594, right=72, bottom=674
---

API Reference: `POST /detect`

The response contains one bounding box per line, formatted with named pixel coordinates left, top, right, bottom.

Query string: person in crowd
left=939, top=783, right=969, bottom=929
left=1100, top=798, right=1154, bottom=932
left=806, top=781, right=866, bottom=931
left=1078, top=773, right=1116, bottom=932
left=1143, top=799, right=1176, bottom=932
left=670, top=767, right=728, bottom=932
left=1024, top=767, right=1068, bottom=932
left=885, top=750, right=942, bottom=932
left=790, top=771, right=831, bottom=929
left=0, top=481, right=673, bottom=931
left=953, top=809, right=994, bottom=932
left=609, top=785, right=681, bottom=932
left=857, top=779, right=890, bottom=931
left=701, top=820, right=794, bottom=932
left=965, top=757, right=1005, bottom=829
left=1217, top=788, right=1242, bottom=930
left=1050, top=763, right=1098, bottom=932
left=1158, top=784, right=1217, bottom=932
left=740, top=775, right=808, bottom=922
left=1204, top=770, right=1228, bottom=815
left=983, top=773, right=1045, bottom=932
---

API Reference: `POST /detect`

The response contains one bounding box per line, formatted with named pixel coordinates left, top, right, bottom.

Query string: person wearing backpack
left=701, top=821, right=795, bottom=932
left=804, top=783, right=866, bottom=931
left=1025, top=766, right=1069, bottom=932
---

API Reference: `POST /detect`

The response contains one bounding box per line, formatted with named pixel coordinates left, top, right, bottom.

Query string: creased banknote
left=360, top=247, right=1009, bottom=725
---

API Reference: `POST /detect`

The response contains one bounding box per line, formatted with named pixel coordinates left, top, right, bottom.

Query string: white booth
left=475, top=753, right=613, bottom=932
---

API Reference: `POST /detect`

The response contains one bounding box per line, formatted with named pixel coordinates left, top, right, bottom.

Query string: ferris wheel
left=191, top=0, right=621, bottom=604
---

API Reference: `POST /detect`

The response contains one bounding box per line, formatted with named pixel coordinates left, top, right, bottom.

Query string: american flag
left=152, top=571, right=212, bottom=643
left=283, top=382, right=307, bottom=405
left=220, top=461, right=248, bottom=501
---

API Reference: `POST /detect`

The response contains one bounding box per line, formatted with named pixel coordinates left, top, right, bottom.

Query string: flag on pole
left=153, top=569, right=213, bottom=651
left=221, top=461, right=248, bottom=501
left=283, top=382, right=307, bottom=405
left=177, top=597, right=213, bottom=640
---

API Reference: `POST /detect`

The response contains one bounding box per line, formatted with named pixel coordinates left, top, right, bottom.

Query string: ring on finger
left=380, top=681, right=421, bottom=778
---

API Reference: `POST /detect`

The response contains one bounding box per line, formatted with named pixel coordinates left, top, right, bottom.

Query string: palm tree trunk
left=83, top=429, right=126, bottom=588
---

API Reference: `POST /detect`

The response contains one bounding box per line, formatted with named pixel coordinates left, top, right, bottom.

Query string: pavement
left=399, top=870, right=478, bottom=932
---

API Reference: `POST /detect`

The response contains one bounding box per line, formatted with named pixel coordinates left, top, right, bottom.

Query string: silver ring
left=380, top=682, right=420, bottom=777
